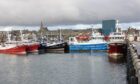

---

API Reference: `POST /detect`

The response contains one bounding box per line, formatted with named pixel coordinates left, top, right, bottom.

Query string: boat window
left=70, top=38, right=73, bottom=41
left=115, top=37, right=119, bottom=39
left=114, top=33, right=121, bottom=35
left=121, top=37, right=124, bottom=39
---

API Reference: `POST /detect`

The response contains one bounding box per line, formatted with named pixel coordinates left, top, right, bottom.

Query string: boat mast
left=59, top=28, right=62, bottom=42
left=91, top=25, right=94, bottom=36
left=20, top=30, right=24, bottom=41
left=92, top=25, right=93, bottom=33
left=7, top=31, right=11, bottom=42
left=116, top=20, right=119, bottom=32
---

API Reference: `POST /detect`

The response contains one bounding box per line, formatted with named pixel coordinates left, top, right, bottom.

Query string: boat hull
left=46, top=42, right=68, bottom=53
left=108, top=42, right=127, bottom=61
left=69, top=43, right=108, bottom=51
left=26, top=43, right=40, bottom=53
left=0, top=45, right=27, bottom=55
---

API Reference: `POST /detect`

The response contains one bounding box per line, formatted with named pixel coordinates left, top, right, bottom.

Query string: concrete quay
left=126, top=41, right=140, bottom=84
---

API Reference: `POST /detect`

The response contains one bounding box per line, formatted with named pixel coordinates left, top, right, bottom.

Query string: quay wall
left=126, top=41, right=139, bottom=84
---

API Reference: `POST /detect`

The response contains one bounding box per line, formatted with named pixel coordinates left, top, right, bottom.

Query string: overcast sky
left=0, top=0, right=140, bottom=27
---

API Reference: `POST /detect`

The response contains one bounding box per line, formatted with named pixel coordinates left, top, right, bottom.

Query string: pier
left=126, top=41, right=140, bottom=84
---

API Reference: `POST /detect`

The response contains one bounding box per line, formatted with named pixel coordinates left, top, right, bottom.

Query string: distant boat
left=68, top=31, right=108, bottom=51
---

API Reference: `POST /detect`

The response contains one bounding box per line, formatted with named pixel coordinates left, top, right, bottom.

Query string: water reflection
left=0, top=52, right=126, bottom=84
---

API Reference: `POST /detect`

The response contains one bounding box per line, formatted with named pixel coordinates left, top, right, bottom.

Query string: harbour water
left=0, top=52, right=126, bottom=84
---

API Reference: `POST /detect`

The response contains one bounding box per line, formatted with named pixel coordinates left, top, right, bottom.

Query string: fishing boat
left=38, top=28, right=69, bottom=53
left=45, top=42, right=69, bottom=53
left=20, top=31, right=40, bottom=53
left=69, top=31, right=108, bottom=51
left=0, top=42, right=27, bottom=55
left=23, top=41, right=40, bottom=53
left=108, top=28, right=127, bottom=61
left=0, top=32, right=26, bottom=55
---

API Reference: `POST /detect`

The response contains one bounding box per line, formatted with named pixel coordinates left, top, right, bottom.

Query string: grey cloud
left=0, top=0, right=139, bottom=26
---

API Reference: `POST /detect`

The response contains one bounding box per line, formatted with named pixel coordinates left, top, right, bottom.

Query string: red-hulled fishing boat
left=0, top=31, right=27, bottom=55
left=19, top=30, right=40, bottom=53
left=108, top=42, right=126, bottom=59
left=25, top=42, right=40, bottom=53
left=0, top=43, right=27, bottom=55
left=108, top=29, right=127, bottom=61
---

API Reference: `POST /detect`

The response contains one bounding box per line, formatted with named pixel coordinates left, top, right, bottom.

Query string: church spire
left=40, top=20, right=49, bottom=31
left=40, top=21, right=43, bottom=29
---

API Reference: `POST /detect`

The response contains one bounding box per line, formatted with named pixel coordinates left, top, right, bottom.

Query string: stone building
left=125, top=27, right=140, bottom=41
left=39, top=21, right=48, bottom=36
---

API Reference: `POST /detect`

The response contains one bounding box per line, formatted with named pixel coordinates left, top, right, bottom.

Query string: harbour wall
left=126, top=41, right=140, bottom=84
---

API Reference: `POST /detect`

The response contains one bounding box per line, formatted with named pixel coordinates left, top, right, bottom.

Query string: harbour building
left=102, top=20, right=117, bottom=36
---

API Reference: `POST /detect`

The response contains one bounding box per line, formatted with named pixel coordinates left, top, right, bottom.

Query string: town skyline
left=0, top=21, right=140, bottom=31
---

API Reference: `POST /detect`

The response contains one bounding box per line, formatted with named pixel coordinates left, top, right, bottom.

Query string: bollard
left=132, top=55, right=138, bottom=61
left=134, top=49, right=137, bottom=53
left=138, top=55, right=140, bottom=59
left=129, top=68, right=136, bottom=77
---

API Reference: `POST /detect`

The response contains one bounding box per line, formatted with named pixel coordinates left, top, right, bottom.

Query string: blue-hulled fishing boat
left=69, top=31, right=108, bottom=51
